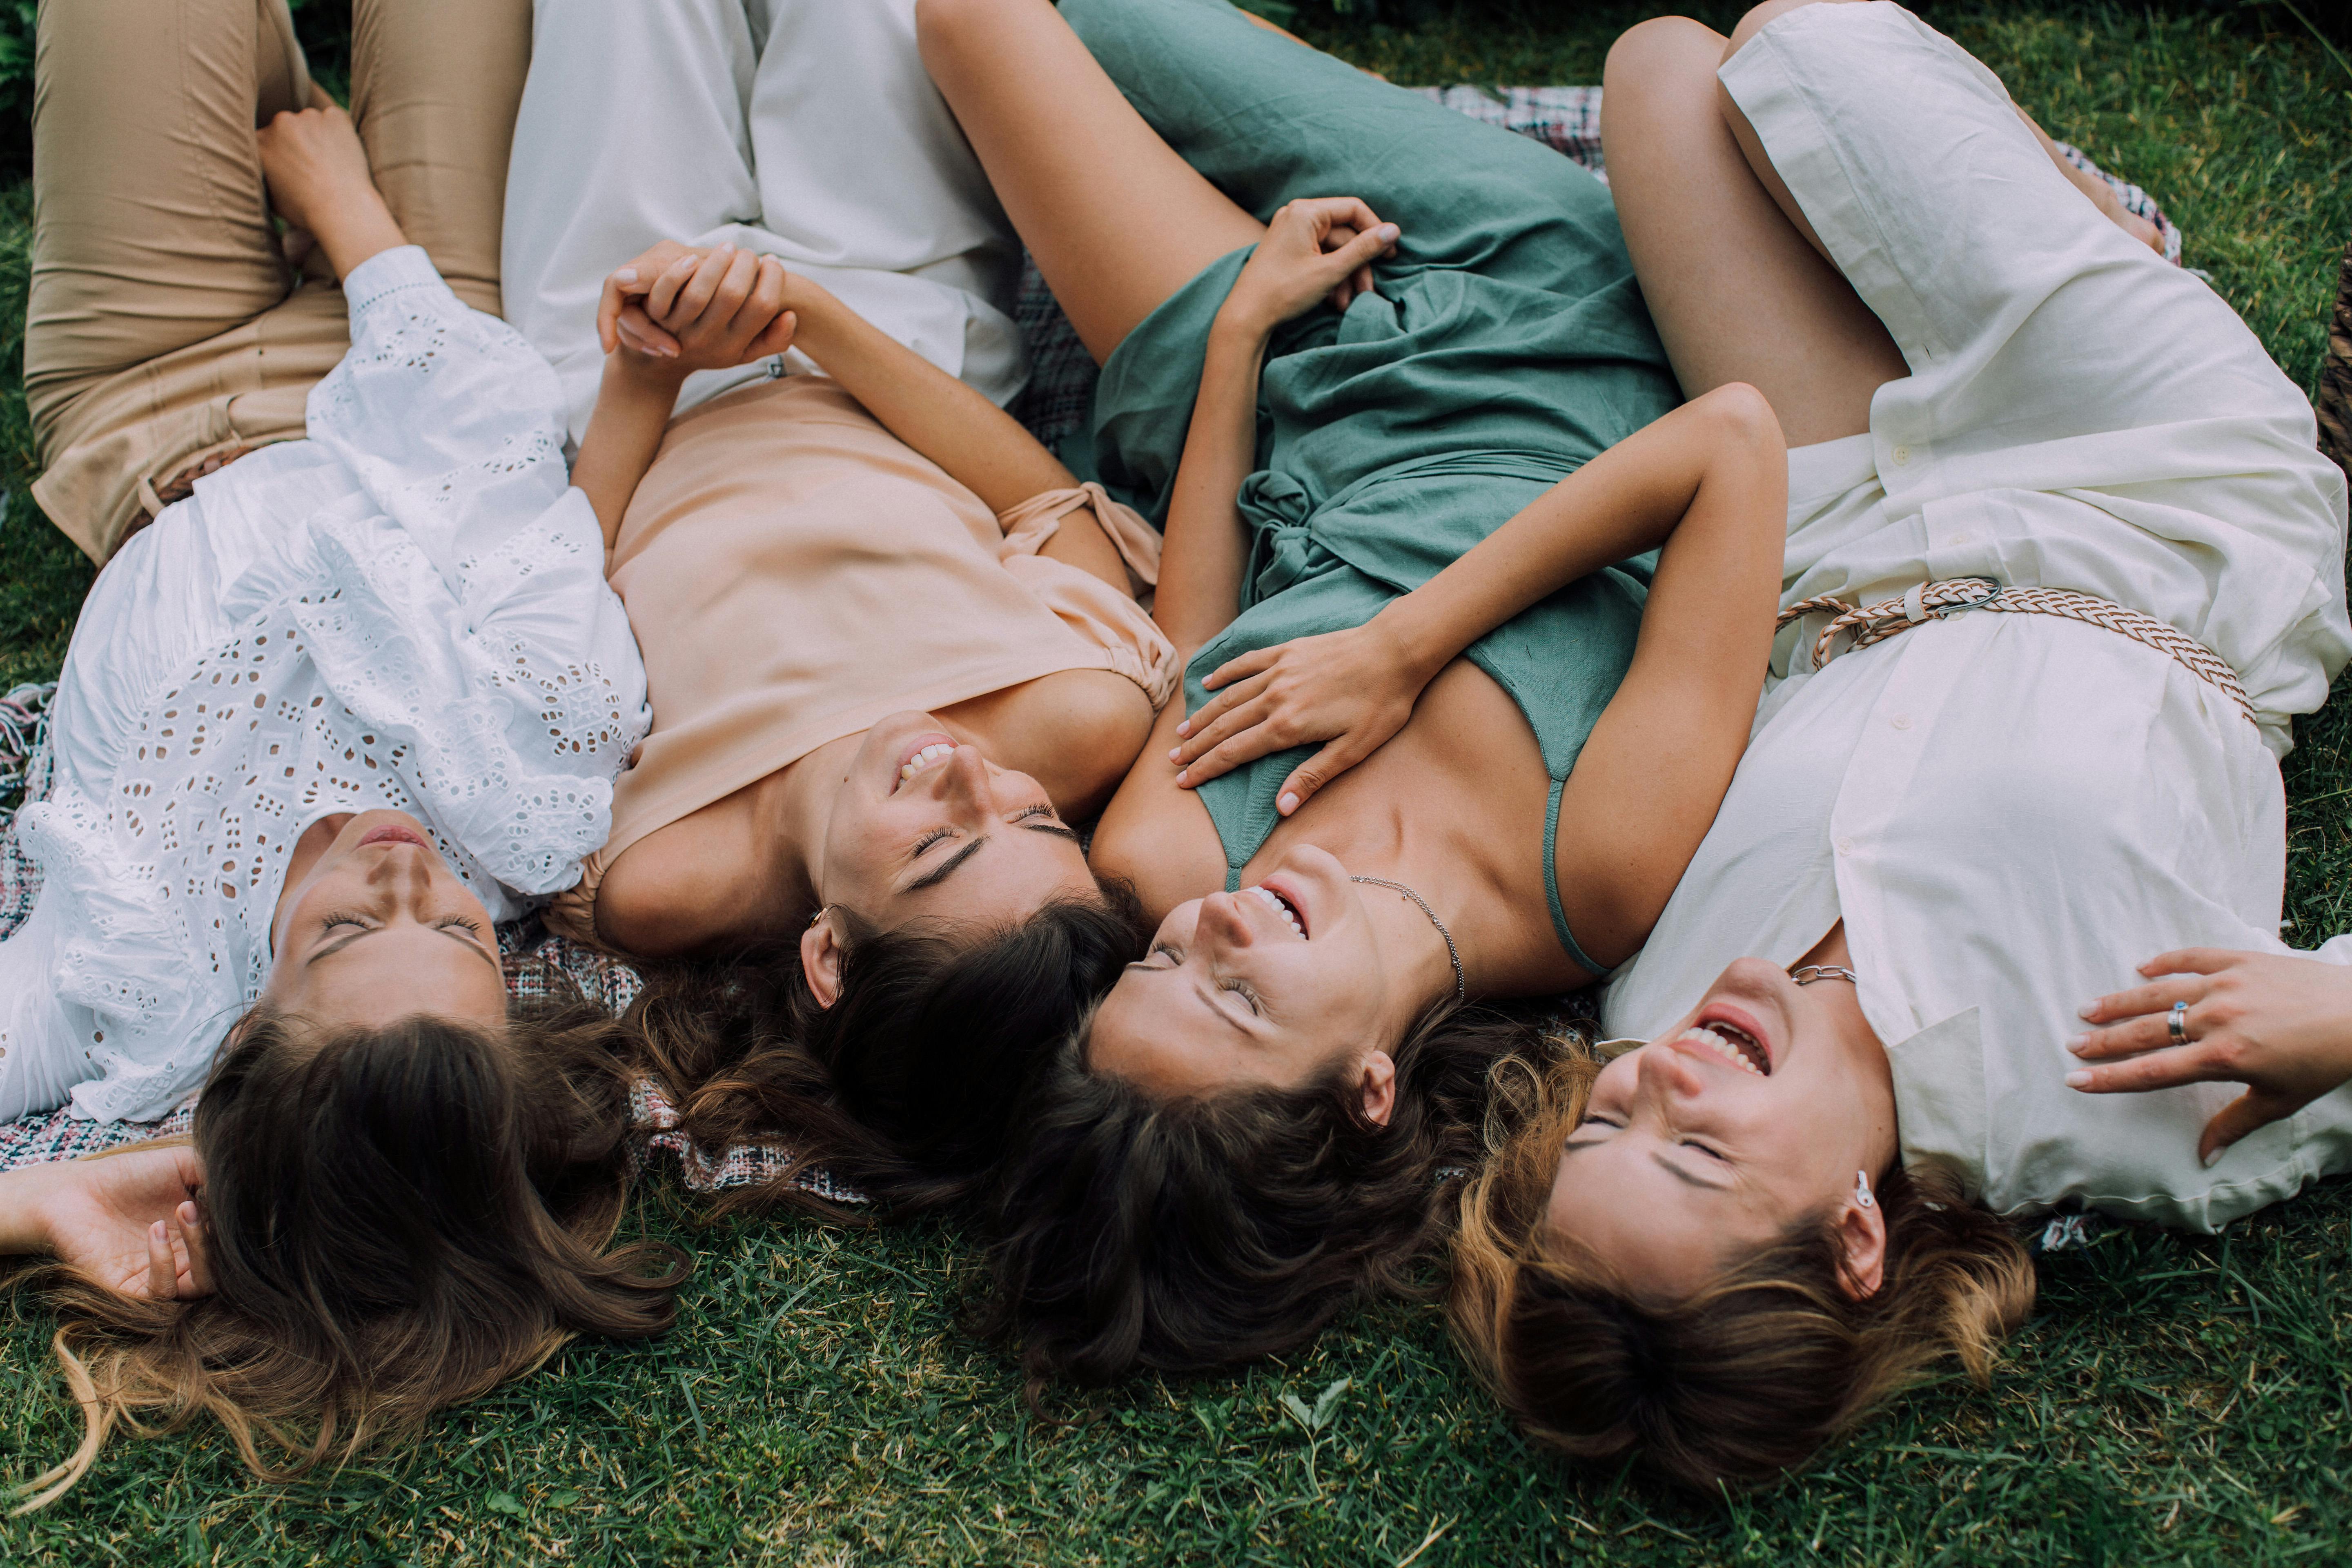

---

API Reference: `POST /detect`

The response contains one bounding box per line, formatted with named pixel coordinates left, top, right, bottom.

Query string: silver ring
left=2168, top=1001, right=2189, bottom=1045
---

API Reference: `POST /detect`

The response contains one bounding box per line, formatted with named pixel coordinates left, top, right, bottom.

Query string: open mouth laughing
left=1673, top=1018, right=1771, bottom=1076
left=1243, top=884, right=1308, bottom=939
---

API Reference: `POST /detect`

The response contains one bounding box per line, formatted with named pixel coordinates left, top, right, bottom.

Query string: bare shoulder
left=594, top=802, right=785, bottom=960
left=1088, top=776, right=1227, bottom=925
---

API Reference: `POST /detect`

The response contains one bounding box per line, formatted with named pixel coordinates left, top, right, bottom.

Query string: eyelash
left=1012, top=804, right=1057, bottom=824
left=1682, top=1140, right=1728, bottom=1162
left=320, top=910, right=370, bottom=935
left=911, top=828, right=954, bottom=856
left=1218, top=977, right=1262, bottom=1016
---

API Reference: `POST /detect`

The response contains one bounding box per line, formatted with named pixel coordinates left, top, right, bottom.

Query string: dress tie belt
left=1777, top=577, right=2255, bottom=725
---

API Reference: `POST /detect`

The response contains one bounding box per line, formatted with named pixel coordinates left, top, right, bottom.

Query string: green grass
left=2, top=2, right=2350, bottom=1562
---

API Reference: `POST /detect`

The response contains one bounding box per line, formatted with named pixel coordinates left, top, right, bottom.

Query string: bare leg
left=916, top=0, right=1261, bottom=364
left=1602, top=12, right=1903, bottom=445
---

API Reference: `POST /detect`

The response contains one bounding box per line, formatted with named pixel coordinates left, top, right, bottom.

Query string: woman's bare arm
left=1085, top=202, right=1399, bottom=903
left=1547, top=383, right=1787, bottom=967
left=1173, top=383, right=1789, bottom=815
left=601, top=245, right=1133, bottom=593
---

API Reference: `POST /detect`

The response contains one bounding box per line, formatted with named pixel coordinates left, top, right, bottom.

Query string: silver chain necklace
left=1350, top=875, right=1466, bottom=1002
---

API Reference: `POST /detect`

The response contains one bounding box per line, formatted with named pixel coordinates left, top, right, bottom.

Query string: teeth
left=1676, top=1024, right=1767, bottom=1076
left=898, top=743, right=956, bottom=785
left=1245, top=885, right=1305, bottom=939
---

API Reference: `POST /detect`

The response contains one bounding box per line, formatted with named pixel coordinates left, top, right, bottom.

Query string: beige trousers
left=27, top=0, right=531, bottom=563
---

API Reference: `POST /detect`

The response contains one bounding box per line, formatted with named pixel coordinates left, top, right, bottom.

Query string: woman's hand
left=1217, top=198, right=1401, bottom=341
left=597, top=242, right=799, bottom=373
left=255, top=103, right=407, bottom=279
left=0, top=1145, right=214, bottom=1300
left=1169, top=614, right=1435, bottom=813
left=2068, top=948, right=2352, bottom=1167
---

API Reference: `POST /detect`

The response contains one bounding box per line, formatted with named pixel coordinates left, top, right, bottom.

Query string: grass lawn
left=3, top=2, right=2350, bottom=1562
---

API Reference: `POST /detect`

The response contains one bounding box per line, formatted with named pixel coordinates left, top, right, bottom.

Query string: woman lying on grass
left=917, top=0, right=1787, bottom=1385
left=1451, top=0, right=2352, bottom=1495
left=0, top=0, right=785, bottom=1505
left=498, top=0, right=1175, bottom=1216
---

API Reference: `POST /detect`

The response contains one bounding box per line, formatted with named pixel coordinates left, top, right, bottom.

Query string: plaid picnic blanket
left=0, top=89, right=2180, bottom=1220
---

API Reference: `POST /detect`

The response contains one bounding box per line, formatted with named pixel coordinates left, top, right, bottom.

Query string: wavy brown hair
left=12, top=996, right=685, bottom=1512
left=1449, top=1043, right=2037, bottom=1493
left=626, top=886, right=1151, bottom=1219
left=982, top=1003, right=1565, bottom=1388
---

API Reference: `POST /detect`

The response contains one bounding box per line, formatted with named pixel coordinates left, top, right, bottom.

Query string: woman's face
left=1087, top=845, right=1396, bottom=1119
left=264, top=810, right=508, bottom=1031
left=814, top=710, right=1096, bottom=931
left=1541, top=958, right=1897, bottom=1299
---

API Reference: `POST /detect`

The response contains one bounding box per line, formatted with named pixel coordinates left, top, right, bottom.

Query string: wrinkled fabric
left=1067, top=0, right=1679, bottom=890
left=1601, top=5, right=2352, bottom=1233
left=0, top=248, right=646, bottom=1122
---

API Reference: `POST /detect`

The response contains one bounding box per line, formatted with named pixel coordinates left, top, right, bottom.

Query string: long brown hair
left=12, top=997, right=685, bottom=1512
left=627, top=887, right=1151, bottom=1218
left=982, top=1003, right=1562, bottom=1388
left=1449, top=1043, right=2036, bottom=1493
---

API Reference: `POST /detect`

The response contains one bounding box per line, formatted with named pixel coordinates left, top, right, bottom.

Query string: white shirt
left=1600, top=4, right=2352, bottom=1232
left=0, top=247, right=649, bottom=1123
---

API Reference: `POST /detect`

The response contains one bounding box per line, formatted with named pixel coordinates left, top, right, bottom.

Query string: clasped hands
left=598, top=241, right=801, bottom=376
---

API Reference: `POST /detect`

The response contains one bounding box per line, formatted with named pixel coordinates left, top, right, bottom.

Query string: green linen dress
left=1067, top=0, right=1681, bottom=971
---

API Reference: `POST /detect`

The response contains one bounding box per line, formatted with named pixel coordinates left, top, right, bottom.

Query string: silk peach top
left=546, top=374, right=1177, bottom=943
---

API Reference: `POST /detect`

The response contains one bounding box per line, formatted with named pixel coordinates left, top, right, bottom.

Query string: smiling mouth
left=893, top=735, right=958, bottom=793
left=1675, top=1020, right=1771, bottom=1076
left=1243, top=884, right=1307, bottom=939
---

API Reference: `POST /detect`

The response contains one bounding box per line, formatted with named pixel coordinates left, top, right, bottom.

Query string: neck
left=1354, top=873, right=1466, bottom=1033
left=764, top=735, right=862, bottom=916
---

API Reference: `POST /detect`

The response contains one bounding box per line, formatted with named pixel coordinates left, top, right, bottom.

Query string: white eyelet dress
left=0, top=246, right=649, bottom=1123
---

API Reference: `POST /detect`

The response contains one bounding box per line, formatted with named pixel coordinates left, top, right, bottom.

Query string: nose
left=1194, top=892, right=1255, bottom=953
left=932, top=744, right=995, bottom=812
left=363, top=838, right=437, bottom=912
left=1634, top=1041, right=1706, bottom=1104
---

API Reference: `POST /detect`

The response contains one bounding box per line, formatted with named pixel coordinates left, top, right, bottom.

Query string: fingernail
left=615, top=267, right=637, bottom=283
left=1378, top=224, right=1399, bottom=241
left=2064, top=1070, right=2092, bottom=1089
left=1175, top=769, right=1189, bottom=785
left=2077, top=1003, right=2099, bottom=1020
left=1168, top=747, right=1183, bottom=762
left=1278, top=792, right=1299, bottom=813
left=2203, top=1146, right=2225, bottom=1169
left=2067, top=1033, right=2091, bottom=1054
left=1176, top=722, right=1191, bottom=737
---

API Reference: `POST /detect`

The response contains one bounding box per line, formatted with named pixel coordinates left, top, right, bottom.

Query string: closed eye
left=909, top=828, right=955, bottom=858
left=1013, top=802, right=1081, bottom=844
left=1681, top=1140, right=1728, bottom=1162
left=1218, top=977, right=1262, bottom=1017
left=319, top=909, right=372, bottom=936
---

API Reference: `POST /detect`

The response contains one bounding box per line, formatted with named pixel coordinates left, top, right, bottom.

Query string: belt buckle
left=1928, top=577, right=2004, bottom=620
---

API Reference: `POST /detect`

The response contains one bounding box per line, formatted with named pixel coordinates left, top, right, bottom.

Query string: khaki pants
left=27, top=0, right=531, bottom=563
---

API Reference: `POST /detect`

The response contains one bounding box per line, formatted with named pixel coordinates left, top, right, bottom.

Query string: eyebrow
left=902, top=821, right=1081, bottom=894
left=307, top=924, right=502, bottom=975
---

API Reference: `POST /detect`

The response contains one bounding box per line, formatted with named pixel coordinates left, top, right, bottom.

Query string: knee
left=1604, top=16, right=1727, bottom=98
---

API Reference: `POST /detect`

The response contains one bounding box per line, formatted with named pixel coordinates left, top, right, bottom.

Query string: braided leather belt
left=1776, top=577, right=2256, bottom=725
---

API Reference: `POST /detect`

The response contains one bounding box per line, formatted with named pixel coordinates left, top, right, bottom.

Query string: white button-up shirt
left=1601, top=3, right=2352, bottom=1232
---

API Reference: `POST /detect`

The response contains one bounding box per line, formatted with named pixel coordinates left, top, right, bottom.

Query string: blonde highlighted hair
left=1448, top=1040, right=2037, bottom=1493
left=10, top=998, right=686, bottom=1513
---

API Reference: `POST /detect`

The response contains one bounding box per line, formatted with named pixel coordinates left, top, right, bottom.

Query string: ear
left=799, top=915, right=846, bottom=1010
left=1357, top=1050, right=1398, bottom=1128
left=1834, top=1190, right=1889, bottom=1300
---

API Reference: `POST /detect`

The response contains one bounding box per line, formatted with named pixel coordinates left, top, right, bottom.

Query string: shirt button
left=1891, top=713, right=1913, bottom=730
left=1836, top=837, right=1856, bottom=855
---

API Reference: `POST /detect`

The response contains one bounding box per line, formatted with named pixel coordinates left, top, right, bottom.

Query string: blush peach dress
left=543, top=376, right=1176, bottom=944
